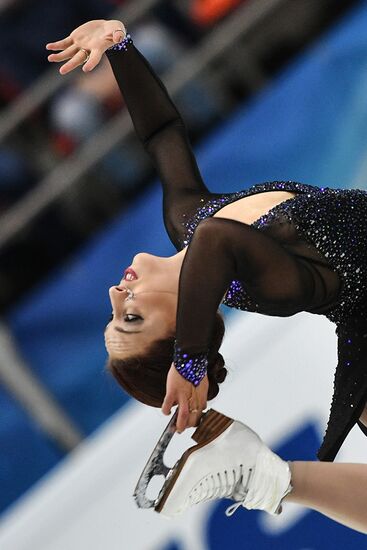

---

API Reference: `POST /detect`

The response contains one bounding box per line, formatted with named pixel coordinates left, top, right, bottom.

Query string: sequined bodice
left=182, top=180, right=367, bottom=327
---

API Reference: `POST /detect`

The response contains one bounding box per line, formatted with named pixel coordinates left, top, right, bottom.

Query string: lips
left=124, top=267, right=138, bottom=281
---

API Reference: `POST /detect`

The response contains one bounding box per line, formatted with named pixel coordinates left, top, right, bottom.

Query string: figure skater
left=46, top=19, right=367, bottom=533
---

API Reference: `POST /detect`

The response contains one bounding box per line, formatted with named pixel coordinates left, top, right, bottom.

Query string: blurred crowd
left=0, top=0, right=244, bottom=214
left=0, top=0, right=249, bottom=309
left=0, top=0, right=351, bottom=310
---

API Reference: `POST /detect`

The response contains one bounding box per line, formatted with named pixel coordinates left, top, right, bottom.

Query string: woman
left=47, top=19, right=367, bottom=532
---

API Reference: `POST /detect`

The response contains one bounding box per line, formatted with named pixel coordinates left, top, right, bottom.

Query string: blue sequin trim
left=107, top=34, right=133, bottom=52
left=174, top=342, right=208, bottom=386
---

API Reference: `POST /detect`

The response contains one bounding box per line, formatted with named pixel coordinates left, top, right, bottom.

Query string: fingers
left=187, top=384, right=207, bottom=426
left=162, top=395, right=202, bottom=431
left=188, top=394, right=204, bottom=427
left=103, top=20, right=126, bottom=43
left=46, top=21, right=125, bottom=75
left=162, top=394, right=190, bottom=433
left=112, top=28, right=125, bottom=43
left=162, top=393, right=175, bottom=416
left=83, top=49, right=103, bottom=73
left=47, top=44, right=79, bottom=63
left=176, top=399, right=190, bottom=433
left=47, top=44, right=103, bottom=74
left=46, top=37, right=73, bottom=51
left=57, top=50, right=90, bottom=75
left=188, top=409, right=202, bottom=429
left=189, top=387, right=203, bottom=412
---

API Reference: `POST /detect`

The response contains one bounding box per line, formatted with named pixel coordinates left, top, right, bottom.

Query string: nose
left=110, top=285, right=129, bottom=295
left=109, top=286, right=129, bottom=315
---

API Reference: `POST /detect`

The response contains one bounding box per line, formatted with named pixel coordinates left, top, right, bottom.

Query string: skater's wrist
left=173, top=342, right=208, bottom=386
left=106, top=32, right=133, bottom=53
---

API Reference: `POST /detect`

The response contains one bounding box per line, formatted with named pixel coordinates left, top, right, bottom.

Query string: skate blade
left=154, top=409, right=234, bottom=513
left=133, top=410, right=178, bottom=509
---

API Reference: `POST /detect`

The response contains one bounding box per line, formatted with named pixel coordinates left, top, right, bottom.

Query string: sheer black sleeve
left=173, top=216, right=320, bottom=385
left=105, top=43, right=212, bottom=250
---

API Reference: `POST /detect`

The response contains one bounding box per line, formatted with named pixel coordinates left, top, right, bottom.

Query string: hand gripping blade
left=133, top=410, right=178, bottom=509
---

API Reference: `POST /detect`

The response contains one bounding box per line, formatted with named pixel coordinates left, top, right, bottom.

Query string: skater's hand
left=46, top=19, right=126, bottom=75
left=162, top=364, right=208, bottom=433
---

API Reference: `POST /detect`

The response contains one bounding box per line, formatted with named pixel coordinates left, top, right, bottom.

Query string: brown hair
left=107, top=312, right=227, bottom=406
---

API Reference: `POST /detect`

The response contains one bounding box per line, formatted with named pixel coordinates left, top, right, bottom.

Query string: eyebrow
left=114, top=326, right=142, bottom=335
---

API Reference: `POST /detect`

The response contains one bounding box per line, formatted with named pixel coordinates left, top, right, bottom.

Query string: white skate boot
left=151, top=410, right=292, bottom=518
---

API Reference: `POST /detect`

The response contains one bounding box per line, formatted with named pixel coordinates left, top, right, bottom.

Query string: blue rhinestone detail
left=174, top=343, right=208, bottom=386
left=181, top=181, right=367, bottom=326
left=108, top=34, right=133, bottom=52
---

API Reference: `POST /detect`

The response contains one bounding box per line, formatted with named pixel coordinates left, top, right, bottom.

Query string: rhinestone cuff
left=173, top=343, right=208, bottom=386
left=107, top=33, right=133, bottom=52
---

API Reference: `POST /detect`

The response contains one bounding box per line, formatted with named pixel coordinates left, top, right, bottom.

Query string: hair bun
left=215, top=366, right=227, bottom=384
left=213, top=353, right=227, bottom=383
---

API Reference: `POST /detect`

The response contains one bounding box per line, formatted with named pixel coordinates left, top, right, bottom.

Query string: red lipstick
left=124, top=267, right=138, bottom=280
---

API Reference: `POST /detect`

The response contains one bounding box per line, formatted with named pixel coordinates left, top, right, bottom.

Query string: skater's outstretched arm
left=46, top=19, right=212, bottom=251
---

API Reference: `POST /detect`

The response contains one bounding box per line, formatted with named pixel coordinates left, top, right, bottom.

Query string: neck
left=165, top=248, right=187, bottom=290
left=168, top=247, right=187, bottom=268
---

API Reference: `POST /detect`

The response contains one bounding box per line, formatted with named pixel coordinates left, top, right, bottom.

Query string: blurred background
left=0, top=0, right=367, bottom=548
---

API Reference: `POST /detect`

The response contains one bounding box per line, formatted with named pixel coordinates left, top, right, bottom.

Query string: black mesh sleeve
left=173, top=217, right=320, bottom=384
left=106, top=44, right=212, bottom=250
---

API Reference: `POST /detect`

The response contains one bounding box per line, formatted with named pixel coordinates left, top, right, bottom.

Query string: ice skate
left=134, top=409, right=292, bottom=518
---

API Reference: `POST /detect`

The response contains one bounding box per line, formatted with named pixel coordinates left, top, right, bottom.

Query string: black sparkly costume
left=106, top=41, right=367, bottom=462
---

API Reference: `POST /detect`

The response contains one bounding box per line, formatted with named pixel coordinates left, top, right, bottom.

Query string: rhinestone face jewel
left=121, top=287, right=134, bottom=301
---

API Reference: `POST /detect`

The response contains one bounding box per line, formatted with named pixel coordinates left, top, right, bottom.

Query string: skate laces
left=226, top=451, right=293, bottom=516
left=225, top=468, right=254, bottom=517
left=188, top=465, right=253, bottom=512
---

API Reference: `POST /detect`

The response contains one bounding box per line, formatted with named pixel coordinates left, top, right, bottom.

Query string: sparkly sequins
left=182, top=180, right=367, bottom=460
left=107, top=34, right=133, bottom=52
left=173, top=343, right=208, bottom=386
left=319, top=318, right=367, bottom=460
left=182, top=181, right=367, bottom=325
left=182, top=181, right=313, bottom=247
left=282, top=187, right=367, bottom=326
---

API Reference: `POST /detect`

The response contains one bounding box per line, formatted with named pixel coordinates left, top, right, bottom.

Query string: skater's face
left=105, top=253, right=178, bottom=358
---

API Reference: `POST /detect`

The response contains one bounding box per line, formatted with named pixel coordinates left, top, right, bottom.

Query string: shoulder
left=181, top=181, right=320, bottom=246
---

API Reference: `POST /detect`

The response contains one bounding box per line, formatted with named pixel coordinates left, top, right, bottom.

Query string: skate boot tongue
left=226, top=447, right=293, bottom=517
